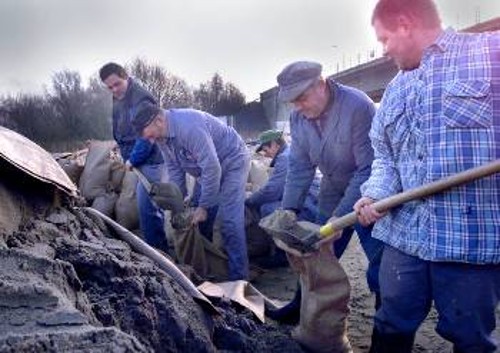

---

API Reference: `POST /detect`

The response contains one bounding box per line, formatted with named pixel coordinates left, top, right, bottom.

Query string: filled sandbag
left=260, top=211, right=352, bottom=353
left=110, top=161, right=126, bottom=193
left=59, top=160, right=85, bottom=185
left=91, top=192, right=119, bottom=218
left=286, top=239, right=352, bottom=353
left=79, top=142, right=113, bottom=202
left=55, top=149, right=87, bottom=185
left=248, top=160, right=269, bottom=193
left=114, top=171, right=139, bottom=230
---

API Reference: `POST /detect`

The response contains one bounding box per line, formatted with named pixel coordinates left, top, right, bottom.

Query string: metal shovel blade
left=133, top=167, right=184, bottom=213
left=258, top=211, right=322, bottom=253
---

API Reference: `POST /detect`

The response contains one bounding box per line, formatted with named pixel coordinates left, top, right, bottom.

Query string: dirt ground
left=252, top=236, right=500, bottom=353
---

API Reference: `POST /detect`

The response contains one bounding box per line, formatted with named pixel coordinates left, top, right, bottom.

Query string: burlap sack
left=171, top=211, right=229, bottom=280
left=248, top=159, right=269, bottom=192
left=260, top=211, right=352, bottom=353
left=79, top=142, right=113, bottom=202
left=110, top=161, right=126, bottom=193
left=60, top=160, right=84, bottom=185
left=91, top=192, right=119, bottom=218
left=114, top=170, right=139, bottom=230
left=283, top=239, right=352, bottom=353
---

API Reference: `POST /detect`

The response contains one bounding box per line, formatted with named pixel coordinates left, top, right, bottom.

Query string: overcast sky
left=0, top=0, right=499, bottom=101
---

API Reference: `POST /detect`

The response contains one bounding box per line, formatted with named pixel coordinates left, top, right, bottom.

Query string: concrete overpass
left=234, top=17, right=500, bottom=137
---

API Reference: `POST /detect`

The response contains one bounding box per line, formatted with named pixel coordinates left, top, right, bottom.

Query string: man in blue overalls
left=132, top=103, right=250, bottom=281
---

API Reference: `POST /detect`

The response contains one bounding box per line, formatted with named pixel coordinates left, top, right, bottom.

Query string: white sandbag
left=248, top=160, right=269, bottom=193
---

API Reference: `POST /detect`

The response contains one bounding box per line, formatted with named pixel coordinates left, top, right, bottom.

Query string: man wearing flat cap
left=271, top=60, right=384, bottom=317
left=132, top=103, right=251, bottom=281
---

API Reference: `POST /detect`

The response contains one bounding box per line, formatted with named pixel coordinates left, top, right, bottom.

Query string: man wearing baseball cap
left=268, top=60, right=384, bottom=321
left=248, top=129, right=318, bottom=221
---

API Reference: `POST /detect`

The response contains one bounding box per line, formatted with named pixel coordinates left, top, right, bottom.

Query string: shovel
left=280, top=159, right=500, bottom=253
left=132, top=167, right=185, bottom=214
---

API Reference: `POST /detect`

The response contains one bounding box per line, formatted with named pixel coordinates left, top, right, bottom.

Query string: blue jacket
left=112, top=78, right=163, bottom=164
left=282, top=78, right=375, bottom=217
left=158, top=109, right=248, bottom=208
left=246, top=143, right=289, bottom=207
left=128, top=138, right=155, bottom=167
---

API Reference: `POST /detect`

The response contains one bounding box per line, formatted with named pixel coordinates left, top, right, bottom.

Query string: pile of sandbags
left=58, top=141, right=140, bottom=232
left=54, top=148, right=88, bottom=186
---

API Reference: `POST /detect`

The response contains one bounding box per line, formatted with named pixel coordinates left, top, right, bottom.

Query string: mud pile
left=0, top=161, right=304, bottom=353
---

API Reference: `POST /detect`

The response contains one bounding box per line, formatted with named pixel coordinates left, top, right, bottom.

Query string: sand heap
left=0, top=151, right=305, bottom=353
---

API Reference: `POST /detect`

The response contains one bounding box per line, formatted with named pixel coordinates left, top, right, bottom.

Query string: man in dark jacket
left=99, top=63, right=168, bottom=251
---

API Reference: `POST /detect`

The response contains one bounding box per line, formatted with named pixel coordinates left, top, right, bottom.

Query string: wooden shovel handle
left=318, top=159, right=500, bottom=242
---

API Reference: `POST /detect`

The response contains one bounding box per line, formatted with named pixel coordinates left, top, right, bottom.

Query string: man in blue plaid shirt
left=354, top=0, right=500, bottom=352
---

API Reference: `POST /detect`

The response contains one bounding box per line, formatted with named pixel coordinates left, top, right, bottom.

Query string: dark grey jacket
left=282, top=78, right=375, bottom=218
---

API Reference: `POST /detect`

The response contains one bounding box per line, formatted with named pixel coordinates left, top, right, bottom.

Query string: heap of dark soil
left=0, top=199, right=305, bottom=353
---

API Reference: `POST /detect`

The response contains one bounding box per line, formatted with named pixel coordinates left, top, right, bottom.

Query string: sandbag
left=284, top=238, right=352, bottom=353
left=260, top=211, right=352, bottom=353
left=60, top=160, right=84, bottom=185
left=171, top=211, right=229, bottom=281
left=79, top=142, right=113, bottom=202
left=91, top=192, right=119, bottom=217
left=248, top=160, right=269, bottom=193
left=114, top=171, right=139, bottom=230
left=110, top=161, right=126, bottom=193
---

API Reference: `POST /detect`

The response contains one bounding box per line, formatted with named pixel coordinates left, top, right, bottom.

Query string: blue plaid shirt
left=361, top=29, right=500, bottom=264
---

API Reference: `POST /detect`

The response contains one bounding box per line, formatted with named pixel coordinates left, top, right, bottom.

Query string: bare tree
left=127, top=57, right=194, bottom=108
left=84, top=76, right=112, bottom=139
left=194, top=73, right=246, bottom=116
left=50, top=70, right=87, bottom=139
left=2, top=93, right=58, bottom=144
left=161, top=73, right=194, bottom=108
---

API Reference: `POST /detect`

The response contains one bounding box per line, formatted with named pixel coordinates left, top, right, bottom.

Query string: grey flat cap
left=277, top=61, right=322, bottom=102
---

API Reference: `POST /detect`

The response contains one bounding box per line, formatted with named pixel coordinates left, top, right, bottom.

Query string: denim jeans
left=376, top=246, right=500, bottom=352
left=136, top=164, right=167, bottom=249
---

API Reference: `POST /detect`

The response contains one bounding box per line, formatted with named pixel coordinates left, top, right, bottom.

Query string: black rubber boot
left=368, top=327, right=415, bottom=353
left=256, top=247, right=289, bottom=269
left=265, top=284, right=301, bottom=325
